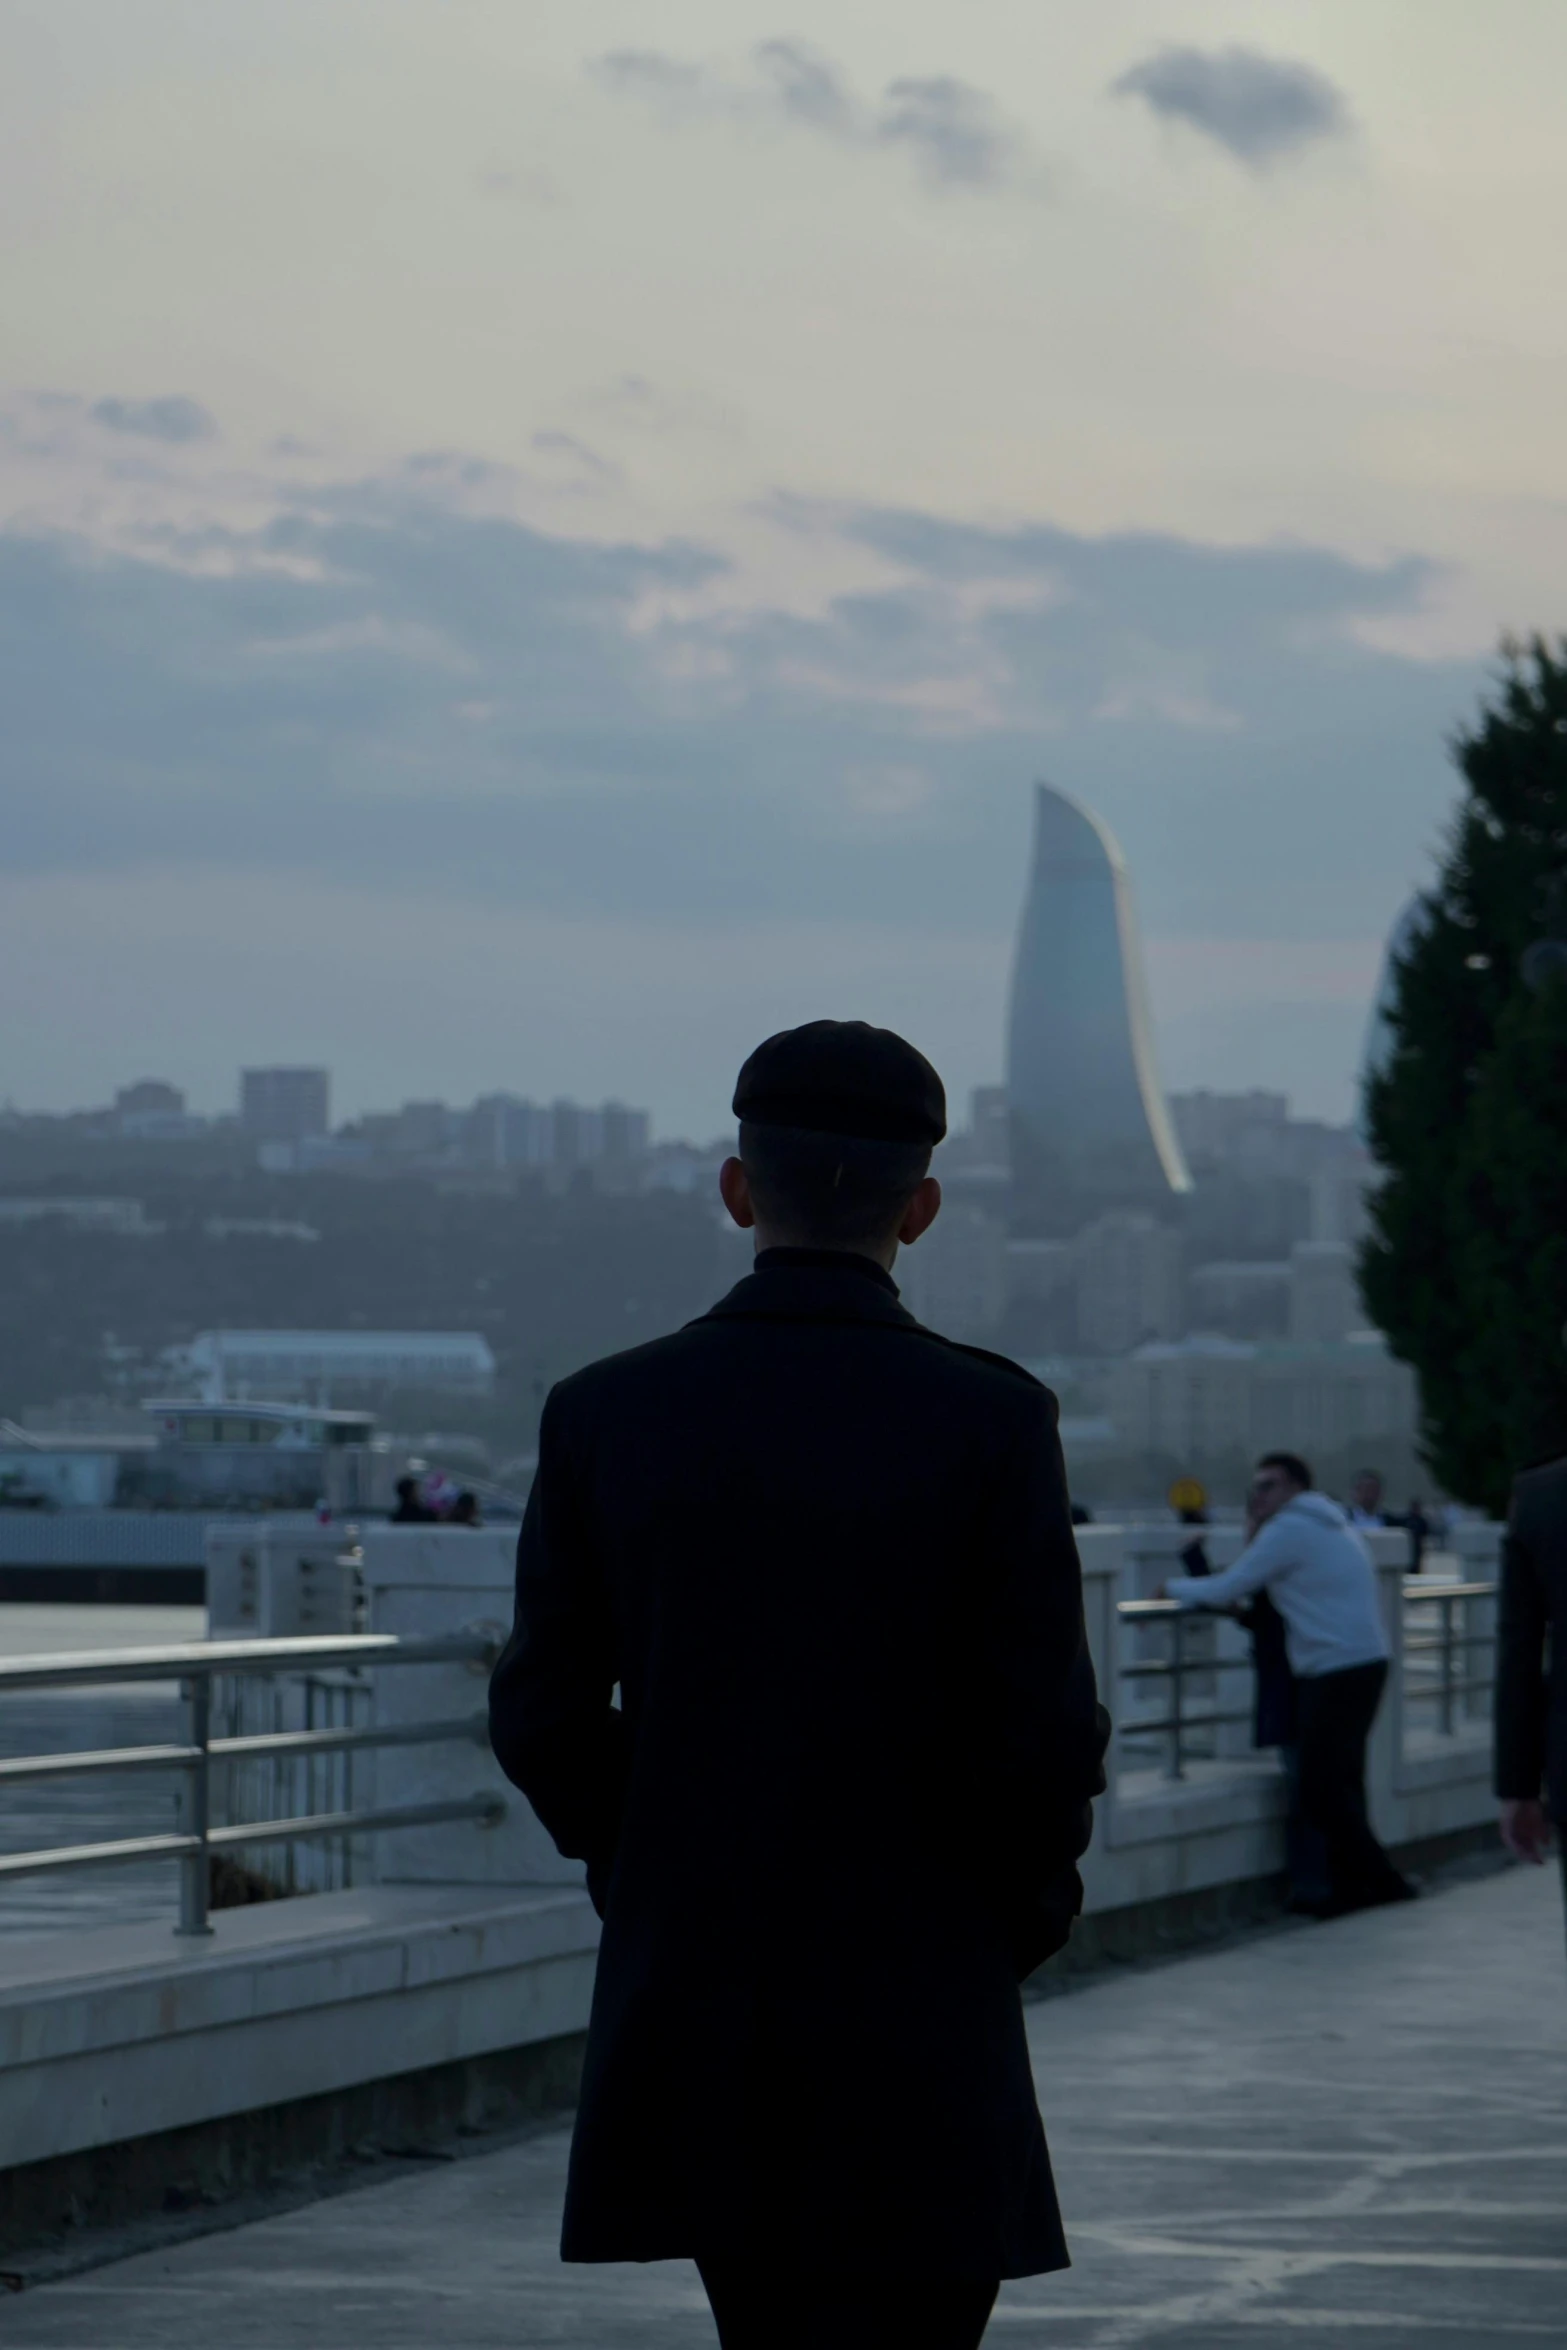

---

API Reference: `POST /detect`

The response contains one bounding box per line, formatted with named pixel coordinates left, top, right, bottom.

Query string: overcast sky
left=4, top=0, right=1565, bottom=1134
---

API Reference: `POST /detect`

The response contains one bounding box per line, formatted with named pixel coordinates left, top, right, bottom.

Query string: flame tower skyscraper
left=1005, top=781, right=1190, bottom=1236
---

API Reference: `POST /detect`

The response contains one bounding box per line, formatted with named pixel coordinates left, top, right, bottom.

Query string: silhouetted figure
left=390, top=1475, right=435, bottom=1524
left=450, top=1489, right=483, bottom=1527
left=490, top=1020, right=1110, bottom=2349
left=1402, top=1497, right=1431, bottom=1575
left=1495, top=1455, right=1565, bottom=1934
left=1347, top=1467, right=1387, bottom=1529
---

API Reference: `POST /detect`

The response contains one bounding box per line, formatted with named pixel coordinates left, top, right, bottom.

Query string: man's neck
left=751, top=1243, right=898, bottom=1287
left=750, top=1230, right=897, bottom=1274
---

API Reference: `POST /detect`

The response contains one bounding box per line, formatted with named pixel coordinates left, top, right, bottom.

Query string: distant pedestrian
left=1401, top=1497, right=1431, bottom=1575
left=1347, top=1468, right=1387, bottom=1530
left=450, top=1489, right=483, bottom=1527
left=390, top=1475, right=434, bottom=1524
left=1165, top=1451, right=1414, bottom=1919
left=1494, top=1456, right=1564, bottom=1945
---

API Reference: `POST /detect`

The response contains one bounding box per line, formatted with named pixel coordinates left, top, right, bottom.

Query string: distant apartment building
left=241, top=1067, right=330, bottom=1144
left=103, top=1079, right=207, bottom=1142
left=1004, top=1237, right=1075, bottom=1311
left=1106, top=1333, right=1416, bottom=1461
left=172, top=1329, right=495, bottom=1404
left=896, top=1204, right=1008, bottom=1341
left=1187, top=1259, right=1292, bottom=1340
left=1169, top=1089, right=1290, bottom=1171
left=1288, top=1240, right=1362, bottom=1344
left=467, top=1095, right=553, bottom=1170
left=1072, top=1212, right=1184, bottom=1355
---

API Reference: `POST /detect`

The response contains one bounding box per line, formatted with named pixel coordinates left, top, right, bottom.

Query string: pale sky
left=5, top=1, right=1566, bottom=1133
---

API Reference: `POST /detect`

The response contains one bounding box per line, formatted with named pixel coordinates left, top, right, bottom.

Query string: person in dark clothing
left=489, top=1020, right=1110, bottom=2348
left=1401, top=1498, right=1431, bottom=1575
left=450, top=1489, right=483, bottom=1527
left=390, top=1475, right=434, bottom=1524
left=1494, top=1455, right=1565, bottom=1945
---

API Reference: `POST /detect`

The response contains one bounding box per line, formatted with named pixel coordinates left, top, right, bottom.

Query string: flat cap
left=732, top=1019, right=947, bottom=1146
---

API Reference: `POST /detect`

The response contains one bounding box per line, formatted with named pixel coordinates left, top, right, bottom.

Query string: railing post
left=1439, top=1592, right=1455, bottom=1738
left=1167, top=1611, right=1186, bottom=1783
left=177, top=1674, right=214, bottom=1937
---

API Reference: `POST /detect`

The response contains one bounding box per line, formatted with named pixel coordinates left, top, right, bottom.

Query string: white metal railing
left=0, top=1633, right=504, bottom=1936
left=1116, top=1580, right=1498, bottom=1780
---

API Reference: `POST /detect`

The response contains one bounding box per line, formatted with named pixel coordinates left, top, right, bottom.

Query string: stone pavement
left=9, top=1863, right=1564, bottom=2347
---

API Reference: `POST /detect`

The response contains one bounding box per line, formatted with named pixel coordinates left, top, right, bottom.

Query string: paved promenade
left=10, top=1863, right=1564, bottom=2347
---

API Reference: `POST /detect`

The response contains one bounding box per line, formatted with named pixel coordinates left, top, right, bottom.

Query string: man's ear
left=719, top=1156, right=756, bottom=1231
left=896, top=1175, right=941, bottom=1248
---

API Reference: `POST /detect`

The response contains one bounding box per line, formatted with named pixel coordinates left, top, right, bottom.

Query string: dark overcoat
left=1495, top=1454, right=1567, bottom=1821
left=488, top=1248, right=1109, bottom=2280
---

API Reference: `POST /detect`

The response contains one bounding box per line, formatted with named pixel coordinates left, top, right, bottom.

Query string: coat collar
left=696, top=1246, right=920, bottom=1332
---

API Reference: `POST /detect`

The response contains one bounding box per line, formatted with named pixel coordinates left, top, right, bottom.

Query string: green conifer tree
left=1361, top=638, right=1567, bottom=1510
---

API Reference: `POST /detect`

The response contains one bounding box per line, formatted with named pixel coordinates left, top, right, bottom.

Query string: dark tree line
left=1362, top=638, right=1567, bottom=1510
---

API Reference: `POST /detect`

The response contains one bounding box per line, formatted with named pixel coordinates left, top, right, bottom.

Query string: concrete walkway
left=9, top=1864, right=1564, bottom=2347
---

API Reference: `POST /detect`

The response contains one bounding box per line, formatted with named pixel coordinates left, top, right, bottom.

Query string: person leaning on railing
left=1494, top=1455, right=1564, bottom=1930
left=1161, top=1451, right=1416, bottom=1921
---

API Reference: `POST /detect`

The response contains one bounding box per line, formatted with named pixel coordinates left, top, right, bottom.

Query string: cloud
left=588, top=40, right=1036, bottom=193
left=877, top=77, right=1022, bottom=190
left=0, top=463, right=1475, bottom=940
left=88, top=395, right=218, bottom=444
left=1112, top=45, right=1351, bottom=167
left=476, top=166, right=561, bottom=207
left=753, top=37, right=858, bottom=136
left=0, top=453, right=1485, bottom=1126
left=531, top=429, right=624, bottom=488
left=590, top=49, right=709, bottom=108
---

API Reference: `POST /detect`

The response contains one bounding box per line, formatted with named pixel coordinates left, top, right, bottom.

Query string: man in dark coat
left=489, top=1020, right=1110, bottom=2349
left=1494, top=1454, right=1565, bottom=1942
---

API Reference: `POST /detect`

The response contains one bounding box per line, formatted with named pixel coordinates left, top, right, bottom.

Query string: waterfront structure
left=0, top=1420, right=153, bottom=1509
left=1006, top=783, right=1190, bottom=1235
left=170, top=1329, right=496, bottom=1404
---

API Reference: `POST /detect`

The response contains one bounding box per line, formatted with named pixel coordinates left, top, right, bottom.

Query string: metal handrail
left=0, top=1632, right=493, bottom=1693
left=0, top=1631, right=504, bottom=1935
left=1115, top=1578, right=1499, bottom=1778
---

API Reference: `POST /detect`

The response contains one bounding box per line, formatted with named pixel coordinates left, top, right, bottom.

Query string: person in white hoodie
left=1165, top=1451, right=1416, bottom=1919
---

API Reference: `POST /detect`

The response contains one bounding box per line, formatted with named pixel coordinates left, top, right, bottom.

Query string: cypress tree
left=1360, top=638, right=1567, bottom=1510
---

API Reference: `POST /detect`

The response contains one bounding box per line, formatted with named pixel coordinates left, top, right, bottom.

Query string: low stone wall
left=0, top=1520, right=1504, bottom=2262
left=0, top=1884, right=598, bottom=2261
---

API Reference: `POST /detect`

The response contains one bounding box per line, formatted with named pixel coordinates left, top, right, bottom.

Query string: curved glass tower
left=1005, top=781, right=1190, bottom=1235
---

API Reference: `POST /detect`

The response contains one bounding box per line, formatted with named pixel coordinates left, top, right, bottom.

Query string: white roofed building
left=171, top=1329, right=496, bottom=1404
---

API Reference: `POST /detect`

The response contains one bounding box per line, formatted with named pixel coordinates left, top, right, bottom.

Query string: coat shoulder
left=916, top=1332, right=1059, bottom=1427
left=545, top=1326, right=712, bottom=1416
left=1511, top=1453, right=1567, bottom=1522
